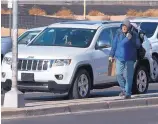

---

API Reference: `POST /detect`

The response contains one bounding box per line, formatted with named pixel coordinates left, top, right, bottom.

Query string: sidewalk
left=2, top=93, right=158, bottom=119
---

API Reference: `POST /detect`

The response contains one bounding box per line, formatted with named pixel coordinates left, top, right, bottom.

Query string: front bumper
left=2, top=79, right=71, bottom=93
left=1, top=64, right=75, bottom=85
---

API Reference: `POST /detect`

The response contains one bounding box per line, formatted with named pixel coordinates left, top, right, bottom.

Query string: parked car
left=1, top=37, right=12, bottom=62
left=130, top=17, right=158, bottom=81
left=1, top=27, right=45, bottom=61
left=1, top=21, right=153, bottom=99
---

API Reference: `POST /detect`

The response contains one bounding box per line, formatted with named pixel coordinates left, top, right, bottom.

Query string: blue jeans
left=116, top=59, right=135, bottom=96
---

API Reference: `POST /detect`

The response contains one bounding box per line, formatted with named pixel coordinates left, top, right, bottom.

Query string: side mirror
left=96, top=40, right=110, bottom=49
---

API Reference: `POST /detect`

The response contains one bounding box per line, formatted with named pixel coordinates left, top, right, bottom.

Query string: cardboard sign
left=108, top=60, right=116, bottom=76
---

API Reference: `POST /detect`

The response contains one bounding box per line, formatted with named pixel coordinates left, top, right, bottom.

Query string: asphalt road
left=2, top=105, right=158, bottom=124
left=24, top=83, right=158, bottom=103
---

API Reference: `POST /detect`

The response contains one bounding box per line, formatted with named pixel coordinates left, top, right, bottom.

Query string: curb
left=2, top=96, right=158, bottom=119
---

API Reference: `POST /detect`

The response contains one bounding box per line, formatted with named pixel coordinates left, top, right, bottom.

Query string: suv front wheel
left=132, top=66, right=149, bottom=94
left=69, top=69, right=91, bottom=99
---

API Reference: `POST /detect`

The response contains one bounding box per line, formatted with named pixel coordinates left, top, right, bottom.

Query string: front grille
left=18, top=59, right=49, bottom=71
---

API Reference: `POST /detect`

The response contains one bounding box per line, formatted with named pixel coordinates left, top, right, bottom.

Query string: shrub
left=135, top=11, right=143, bottom=16
left=88, top=10, right=105, bottom=16
left=126, top=9, right=137, bottom=16
left=127, top=9, right=158, bottom=17
left=29, top=7, right=47, bottom=16
left=55, top=8, right=73, bottom=16
left=143, top=9, right=158, bottom=17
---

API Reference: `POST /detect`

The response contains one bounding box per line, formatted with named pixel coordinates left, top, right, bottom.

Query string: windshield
left=30, top=28, right=96, bottom=48
left=18, top=31, right=40, bottom=44
left=140, top=22, right=158, bottom=38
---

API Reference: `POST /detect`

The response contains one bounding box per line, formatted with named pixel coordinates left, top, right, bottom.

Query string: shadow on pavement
left=2, top=83, right=158, bottom=103
left=25, top=90, right=120, bottom=103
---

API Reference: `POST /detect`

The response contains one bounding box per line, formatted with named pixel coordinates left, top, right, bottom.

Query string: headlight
left=50, top=59, right=71, bottom=67
left=3, top=57, right=12, bottom=65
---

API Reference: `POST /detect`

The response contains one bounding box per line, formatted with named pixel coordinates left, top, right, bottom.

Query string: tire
left=69, top=69, right=91, bottom=99
left=132, top=66, right=149, bottom=94
left=1, top=54, right=3, bottom=63
left=1, top=82, right=12, bottom=92
left=152, top=55, right=158, bottom=82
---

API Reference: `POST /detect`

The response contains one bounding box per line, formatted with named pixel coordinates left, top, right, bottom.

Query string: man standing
left=109, top=19, right=141, bottom=99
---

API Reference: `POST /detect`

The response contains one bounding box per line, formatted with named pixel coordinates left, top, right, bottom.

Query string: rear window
left=140, top=22, right=158, bottom=38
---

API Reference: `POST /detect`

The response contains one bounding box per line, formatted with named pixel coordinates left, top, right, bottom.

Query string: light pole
left=83, top=0, right=86, bottom=20
left=9, top=8, right=12, bottom=36
left=3, top=0, right=25, bottom=108
left=8, top=0, right=12, bottom=37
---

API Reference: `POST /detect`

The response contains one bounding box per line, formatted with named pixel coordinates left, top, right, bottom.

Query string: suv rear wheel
left=152, top=55, right=158, bottom=82
left=132, top=66, right=149, bottom=94
left=69, top=69, right=91, bottom=99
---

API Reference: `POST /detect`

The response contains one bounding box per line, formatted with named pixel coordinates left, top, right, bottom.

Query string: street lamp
left=8, top=0, right=12, bottom=37
left=3, top=0, right=25, bottom=108
left=83, top=0, right=86, bottom=20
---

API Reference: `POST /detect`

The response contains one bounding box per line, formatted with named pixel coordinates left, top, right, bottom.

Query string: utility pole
left=11, top=0, right=18, bottom=92
left=8, top=0, right=12, bottom=37
left=9, top=8, right=12, bottom=36
left=4, top=0, right=25, bottom=108
left=83, top=0, right=86, bottom=20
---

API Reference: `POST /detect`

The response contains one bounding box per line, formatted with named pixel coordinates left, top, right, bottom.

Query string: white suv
left=130, top=17, right=158, bottom=81
left=1, top=21, right=153, bottom=99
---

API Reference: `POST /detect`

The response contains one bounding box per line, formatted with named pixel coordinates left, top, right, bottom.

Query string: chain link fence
left=1, top=14, right=74, bottom=29
left=1, top=2, right=158, bottom=29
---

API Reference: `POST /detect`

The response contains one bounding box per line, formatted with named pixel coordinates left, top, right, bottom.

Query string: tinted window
left=18, top=31, right=40, bottom=44
left=135, top=22, right=141, bottom=27
left=30, top=28, right=96, bottom=48
left=140, top=22, right=158, bottom=38
left=111, top=27, right=119, bottom=40
left=97, top=28, right=112, bottom=46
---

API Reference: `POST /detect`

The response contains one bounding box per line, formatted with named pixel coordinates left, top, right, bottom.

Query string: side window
left=111, top=27, right=119, bottom=40
left=97, top=28, right=112, bottom=47
left=18, top=31, right=40, bottom=44
left=140, top=22, right=158, bottom=38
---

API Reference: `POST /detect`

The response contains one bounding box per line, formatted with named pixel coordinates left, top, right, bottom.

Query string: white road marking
left=2, top=105, right=158, bottom=120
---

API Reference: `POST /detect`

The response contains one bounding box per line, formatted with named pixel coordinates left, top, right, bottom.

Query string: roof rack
left=102, top=21, right=121, bottom=24
left=49, top=20, right=122, bottom=28
left=127, top=16, right=149, bottom=20
left=58, top=20, right=110, bottom=25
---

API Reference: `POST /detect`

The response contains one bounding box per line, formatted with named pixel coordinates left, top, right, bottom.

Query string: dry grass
left=1, top=27, right=26, bottom=37
left=87, top=15, right=110, bottom=21
left=127, top=9, right=158, bottom=17
left=1, top=8, right=11, bottom=14
left=88, top=10, right=105, bottom=16
left=126, top=9, right=137, bottom=16
left=55, top=8, right=74, bottom=17
left=29, top=7, right=47, bottom=16
left=86, top=10, right=110, bottom=20
left=143, top=9, right=158, bottom=17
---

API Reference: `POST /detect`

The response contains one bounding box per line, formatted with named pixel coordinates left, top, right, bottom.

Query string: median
left=2, top=93, right=158, bottom=119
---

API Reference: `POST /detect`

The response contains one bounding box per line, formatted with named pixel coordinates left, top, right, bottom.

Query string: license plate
left=21, top=73, right=34, bottom=81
